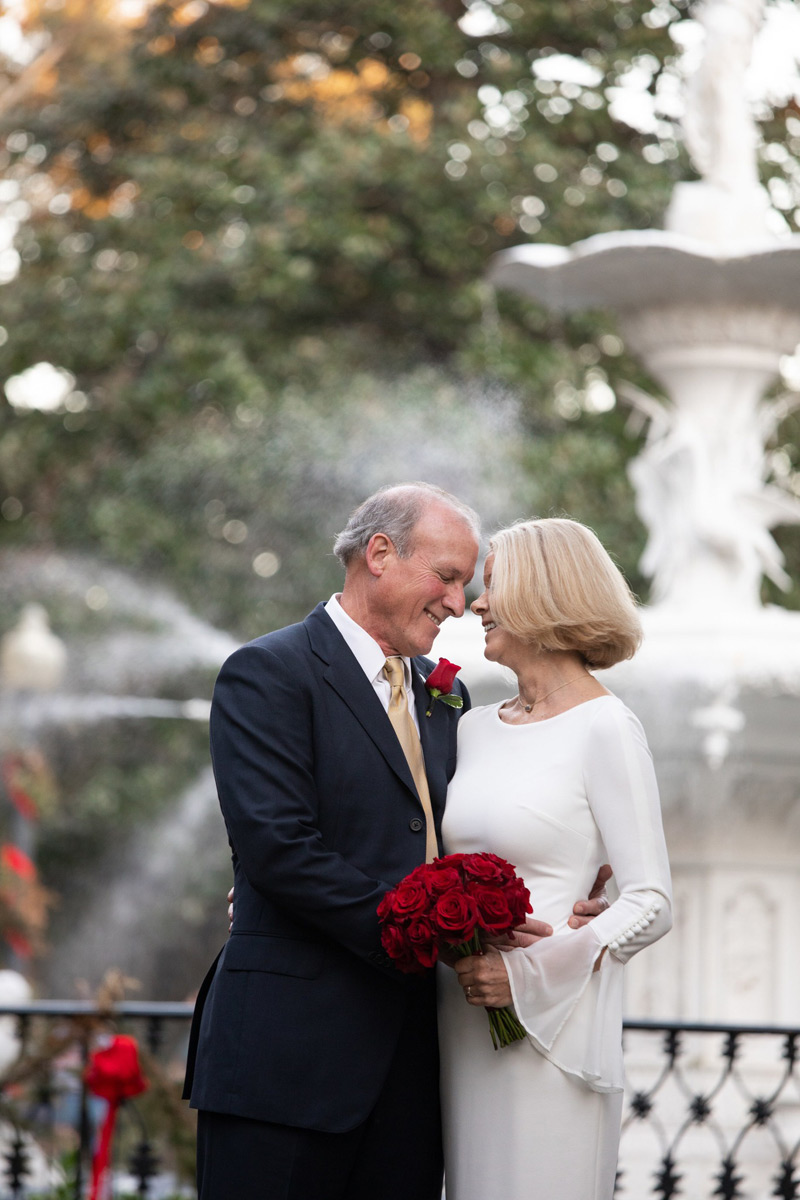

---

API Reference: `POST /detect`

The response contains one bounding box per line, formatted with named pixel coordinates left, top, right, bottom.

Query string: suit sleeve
left=210, top=642, right=398, bottom=970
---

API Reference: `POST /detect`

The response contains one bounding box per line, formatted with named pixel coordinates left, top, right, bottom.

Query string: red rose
left=424, top=660, right=464, bottom=717
left=484, top=852, right=517, bottom=879
left=424, top=866, right=463, bottom=897
left=406, top=918, right=439, bottom=968
left=380, top=924, right=423, bottom=972
left=504, top=876, right=533, bottom=924
left=384, top=879, right=429, bottom=921
left=433, top=889, right=479, bottom=944
left=379, top=923, right=404, bottom=956
left=461, top=854, right=506, bottom=885
left=467, top=883, right=514, bottom=934
left=425, top=658, right=461, bottom=695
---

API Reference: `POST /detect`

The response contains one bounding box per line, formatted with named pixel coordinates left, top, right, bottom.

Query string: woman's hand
left=454, top=946, right=513, bottom=1009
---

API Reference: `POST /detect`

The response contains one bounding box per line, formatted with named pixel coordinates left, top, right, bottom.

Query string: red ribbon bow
left=85, top=1034, right=148, bottom=1200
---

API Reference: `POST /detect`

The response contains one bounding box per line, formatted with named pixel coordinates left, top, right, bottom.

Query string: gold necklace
left=518, top=675, right=587, bottom=712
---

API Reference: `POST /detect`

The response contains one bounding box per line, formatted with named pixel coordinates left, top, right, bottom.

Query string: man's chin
left=407, top=626, right=440, bottom=658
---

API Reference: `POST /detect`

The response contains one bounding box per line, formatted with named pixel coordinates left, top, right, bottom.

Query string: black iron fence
left=0, top=999, right=195, bottom=1200
left=618, top=1019, right=800, bottom=1199
left=0, top=1005, right=796, bottom=1198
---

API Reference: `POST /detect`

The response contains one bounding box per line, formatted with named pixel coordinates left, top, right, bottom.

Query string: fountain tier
left=490, top=232, right=800, bottom=609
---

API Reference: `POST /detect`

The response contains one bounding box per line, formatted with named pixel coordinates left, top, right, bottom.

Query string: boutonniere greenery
left=424, top=658, right=463, bottom=717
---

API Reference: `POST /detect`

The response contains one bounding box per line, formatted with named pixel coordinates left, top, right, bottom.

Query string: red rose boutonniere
left=424, top=658, right=463, bottom=717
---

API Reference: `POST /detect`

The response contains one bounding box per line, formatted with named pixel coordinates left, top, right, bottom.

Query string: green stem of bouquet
left=454, top=930, right=527, bottom=1051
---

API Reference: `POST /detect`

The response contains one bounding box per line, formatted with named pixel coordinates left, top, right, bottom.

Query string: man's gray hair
left=333, top=483, right=480, bottom=569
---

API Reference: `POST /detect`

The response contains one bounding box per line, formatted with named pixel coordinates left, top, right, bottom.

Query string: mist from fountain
left=1, top=548, right=239, bottom=694
left=41, top=766, right=225, bottom=998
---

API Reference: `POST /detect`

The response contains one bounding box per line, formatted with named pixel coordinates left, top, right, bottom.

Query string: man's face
left=369, top=503, right=479, bottom=658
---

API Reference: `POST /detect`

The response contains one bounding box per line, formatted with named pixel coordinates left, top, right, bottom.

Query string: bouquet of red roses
left=377, top=852, right=532, bottom=1049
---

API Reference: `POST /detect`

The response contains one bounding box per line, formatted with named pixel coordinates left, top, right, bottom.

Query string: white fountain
left=444, top=0, right=800, bottom=1024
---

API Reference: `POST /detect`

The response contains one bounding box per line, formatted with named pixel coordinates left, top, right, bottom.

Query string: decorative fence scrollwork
left=618, top=1020, right=800, bottom=1199
left=0, top=1006, right=796, bottom=1197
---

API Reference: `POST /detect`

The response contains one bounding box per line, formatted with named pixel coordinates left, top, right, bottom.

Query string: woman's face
left=471, top=553, right=525, bottom=667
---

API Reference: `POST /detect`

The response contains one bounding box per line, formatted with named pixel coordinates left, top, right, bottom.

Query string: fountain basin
left=488, top=230, right=800, bottom=313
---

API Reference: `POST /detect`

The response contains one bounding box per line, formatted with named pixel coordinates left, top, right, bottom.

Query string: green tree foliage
left=0, top=0, right=703, bottom=630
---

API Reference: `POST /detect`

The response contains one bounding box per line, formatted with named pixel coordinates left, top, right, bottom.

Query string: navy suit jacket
left=183, top=603, right=469, bottom=1132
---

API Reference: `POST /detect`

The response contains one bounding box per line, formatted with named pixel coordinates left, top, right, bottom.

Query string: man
left=184, top=483, right=606, bottom=1200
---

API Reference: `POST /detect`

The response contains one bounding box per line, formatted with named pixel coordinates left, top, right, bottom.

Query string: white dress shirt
left=324, top=594, right=421, bottom=732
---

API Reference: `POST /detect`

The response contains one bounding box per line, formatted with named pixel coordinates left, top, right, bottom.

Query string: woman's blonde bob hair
left=487, top=517, right=642, bottom=670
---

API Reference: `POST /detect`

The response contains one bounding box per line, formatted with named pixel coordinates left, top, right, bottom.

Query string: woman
left=438, top=517, right=672, bottom=1200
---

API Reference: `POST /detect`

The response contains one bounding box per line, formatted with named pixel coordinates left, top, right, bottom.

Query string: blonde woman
left=438, top=518, right=672, bottom=1200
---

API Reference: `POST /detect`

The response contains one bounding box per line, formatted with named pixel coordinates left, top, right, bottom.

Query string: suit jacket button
left=409, top=818, right=424, bottom=832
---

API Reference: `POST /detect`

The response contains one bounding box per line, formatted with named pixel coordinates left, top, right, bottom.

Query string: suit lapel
left=305, top=606, right=418, bottom=796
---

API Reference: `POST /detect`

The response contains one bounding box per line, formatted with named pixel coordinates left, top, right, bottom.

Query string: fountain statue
left=672, top=0, right=775, bottom=241
left=433, top=0, right=800, bottom=1026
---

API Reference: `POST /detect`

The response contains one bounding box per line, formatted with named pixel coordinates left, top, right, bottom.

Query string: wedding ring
left=466, top=986, right=472, bottom=999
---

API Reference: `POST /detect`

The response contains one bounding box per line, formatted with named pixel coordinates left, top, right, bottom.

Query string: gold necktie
left=383, top=656, right=438, bottom=863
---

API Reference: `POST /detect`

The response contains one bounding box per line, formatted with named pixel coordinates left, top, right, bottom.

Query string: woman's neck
left=503, top=650, right=606, bottom=723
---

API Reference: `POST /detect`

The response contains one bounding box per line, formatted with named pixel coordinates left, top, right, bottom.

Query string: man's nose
left=445, top=584, right=466, bottom=617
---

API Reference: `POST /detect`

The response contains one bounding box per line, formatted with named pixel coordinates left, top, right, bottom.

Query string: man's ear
left=365, top=532, right=394, bottom=578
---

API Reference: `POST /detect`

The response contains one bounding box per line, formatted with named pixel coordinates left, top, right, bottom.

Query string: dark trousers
left=196, top=995, right=443, bottom=1200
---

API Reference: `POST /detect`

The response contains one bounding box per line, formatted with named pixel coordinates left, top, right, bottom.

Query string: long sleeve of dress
left=501, top=699, right=672, bottom=1092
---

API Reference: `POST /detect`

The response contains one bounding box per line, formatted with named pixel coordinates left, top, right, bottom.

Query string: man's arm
left=505, top=864, right=612, bottom=947
left=212, top=642, right=397, bottom=966
left=227, top=850, right=612, bottom=940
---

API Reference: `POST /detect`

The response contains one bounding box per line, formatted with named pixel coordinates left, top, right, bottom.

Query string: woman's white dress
left=438, top=696, right=672, bottom=1200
